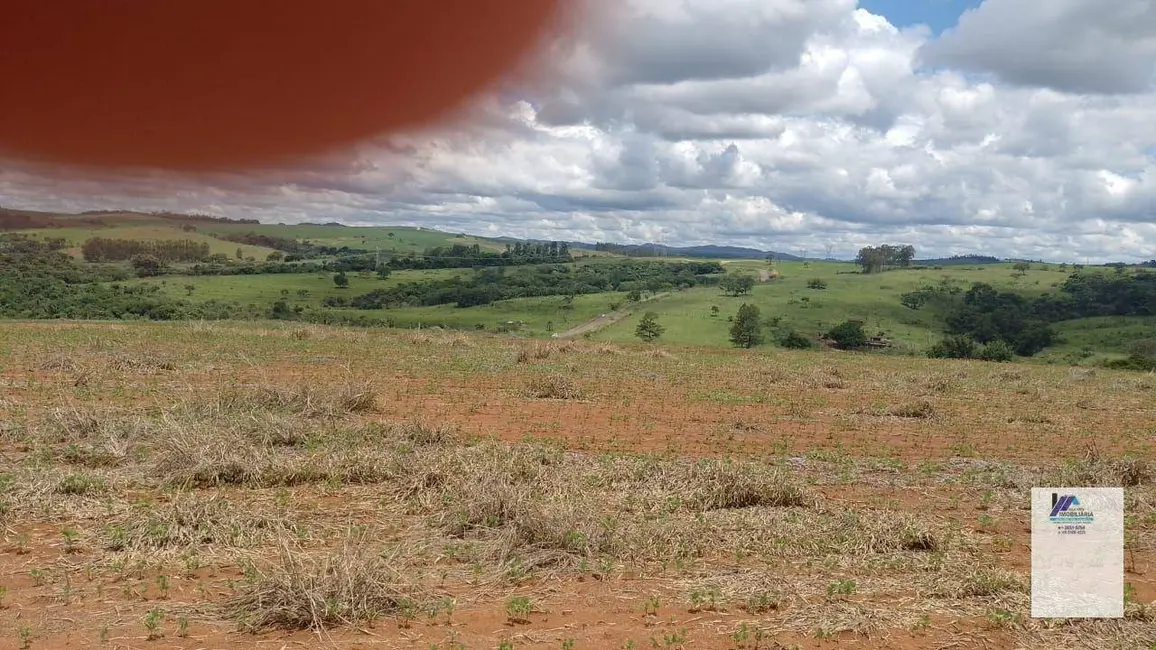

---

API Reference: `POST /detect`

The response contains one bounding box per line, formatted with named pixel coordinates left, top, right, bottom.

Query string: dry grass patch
left=104, top=494, right=296, bottom=551
left=684, top=458, right=811, bottom=510
left=223, top=530, right=419, bottom=632
left=206, top=381, right=378, bottom=418
left=1047, top=451, right=1151, bottom=487
left=933, top=567, right=1027, bottom=600
left=524, top=374, right=584, bottom=400
left=888, top=400, right=937, bottom=419
left=516, top=342, right=555, bottom=363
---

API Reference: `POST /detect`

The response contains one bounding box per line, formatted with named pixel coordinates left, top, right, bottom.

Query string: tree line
left=213, top=232, right=369, bottom=259
left=855, top=244, right=916, bottom=274
left=81, top=237, right=211, bottom=263
left=343, top=260, right=724, bottom=310
left=906, top=270, right=1156, bottom=358
left=384, top=242, right=572, bottom=270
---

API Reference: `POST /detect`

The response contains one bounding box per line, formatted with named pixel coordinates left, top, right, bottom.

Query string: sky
left=2, top=0, right=1156, bottom=262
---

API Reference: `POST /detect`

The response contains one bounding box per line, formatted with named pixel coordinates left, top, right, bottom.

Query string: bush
left=778, top=330, right=813, bottom=350
left=977, top=340, right=1014, bottom=362
left=1103, top=355, right=1156, bottom=372
left=825, top=321, right=866, bottom=350
left=806, top=278, right=828, bottom=290
left=927, top=335, right=977, bottom=359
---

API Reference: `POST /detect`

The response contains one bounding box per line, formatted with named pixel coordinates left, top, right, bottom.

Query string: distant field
left=333, top=291, right=634, bottom=334
left=1041, top=315, right=1156, bottom=365
left=590, top=261, right=1072, bottom=350
left=134, top=268, right=465, bottom=304
left=15, top=224, right=280, bottom=259
left=9, top=210, right=520, bottom=259
left=194, top=222, right=509, bottom=255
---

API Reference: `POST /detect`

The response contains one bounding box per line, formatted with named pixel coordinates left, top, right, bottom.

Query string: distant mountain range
left=492, top=237, right=806, bottom=261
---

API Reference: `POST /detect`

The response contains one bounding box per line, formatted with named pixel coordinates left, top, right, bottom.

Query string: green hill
left=2, top=210, right=1153, bottom=368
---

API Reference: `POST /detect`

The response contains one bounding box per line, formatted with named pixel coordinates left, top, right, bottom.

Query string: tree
left=855, top=244, right=916, bottom=273
left=825, top=320, right=867, bottom=349
left=635, top=312, right=664, bottom=342
left=627, top=290, right=642, bottom=302
left=376, top=267, right=391, bottom=280
left=1013, top=262, right=1031, bottom=276
left=720, top=274, right=755, bottom=296
left=710, top=305, right=720, bottom=317
left=729, top=304, right=764, bottom=348
left=235, top=247, right=244, bottom=260
left=266, top=251, right=284, bottom=262
left=333, top=271, right=350, bottom=288
left=130, top=254, right=163, bottom=278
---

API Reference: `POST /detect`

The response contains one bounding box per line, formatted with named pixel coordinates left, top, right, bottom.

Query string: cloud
left=2, top=0, right=1156, bottom=263
left=919, top=0, right=1156, bottom=94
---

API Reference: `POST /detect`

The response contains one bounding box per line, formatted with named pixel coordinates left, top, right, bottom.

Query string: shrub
left=806, top=278, right=828, bottom=290
left=977, top=340, right=1014, bottom=362
left=778, top=330, right=813, bottom=350
left=825, top=321, right=866, bottom=350
left=927, top=335, right=977, bottom=359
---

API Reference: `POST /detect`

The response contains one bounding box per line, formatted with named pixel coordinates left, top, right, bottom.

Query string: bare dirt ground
left=0, top=321, right=1153, bottom=650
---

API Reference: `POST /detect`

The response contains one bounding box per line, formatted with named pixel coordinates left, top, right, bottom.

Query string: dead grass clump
left=56, top=473, right=108, bottom=496
left=1048, top=453, right=1151, bottom=487
left=524, top=374, right=584, bottom=400
left=439, top=479, right=532, bottom=536
left=290, top=328, right=311, bottom=341
left=41, top=355, right=79, bottom=372
left=223, top=530, right=416, bottom=632
left=155, top=429, right=285, bottom=488
left=516, top=342, right=555, bottom=363
left=645, top=348, right=676, bottom=360
left=888, top=400, right=936, bottom=419
left=939, top=568, right=1027, bottom=599
left=588, top=343, right=622, bottom=355
left=403, top=331, right=434, bottom=345
left=209, top=381, right=378, bottom=418
left=104, top=494, right=293, bottom=551
left=439, top=332, right=474, bottom=348
left=109, top=355, right=177, bottom=373
left=390, top=420, right=457, bottom=446
left=839, top=512, right=951, bottom=554
left=508, top=502, right=622, bottom=557
left=684, top=459, right=811, bottom=510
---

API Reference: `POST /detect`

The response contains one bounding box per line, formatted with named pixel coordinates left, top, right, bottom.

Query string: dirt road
left=554, top=292, right=670, bottom=339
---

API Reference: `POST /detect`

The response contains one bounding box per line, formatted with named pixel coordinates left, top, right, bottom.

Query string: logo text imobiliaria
left=1050, top=493, right=1095, bottom=524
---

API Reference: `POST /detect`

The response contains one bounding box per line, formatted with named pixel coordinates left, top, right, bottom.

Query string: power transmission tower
left=825, top=243, right=834, bottom=260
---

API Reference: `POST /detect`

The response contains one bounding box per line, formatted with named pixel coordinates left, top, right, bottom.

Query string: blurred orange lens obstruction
left=0, top=1, right=561, bottom=170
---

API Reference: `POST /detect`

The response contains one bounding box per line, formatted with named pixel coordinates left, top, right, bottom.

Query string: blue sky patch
left=858, top=0, right=984, bottom=34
